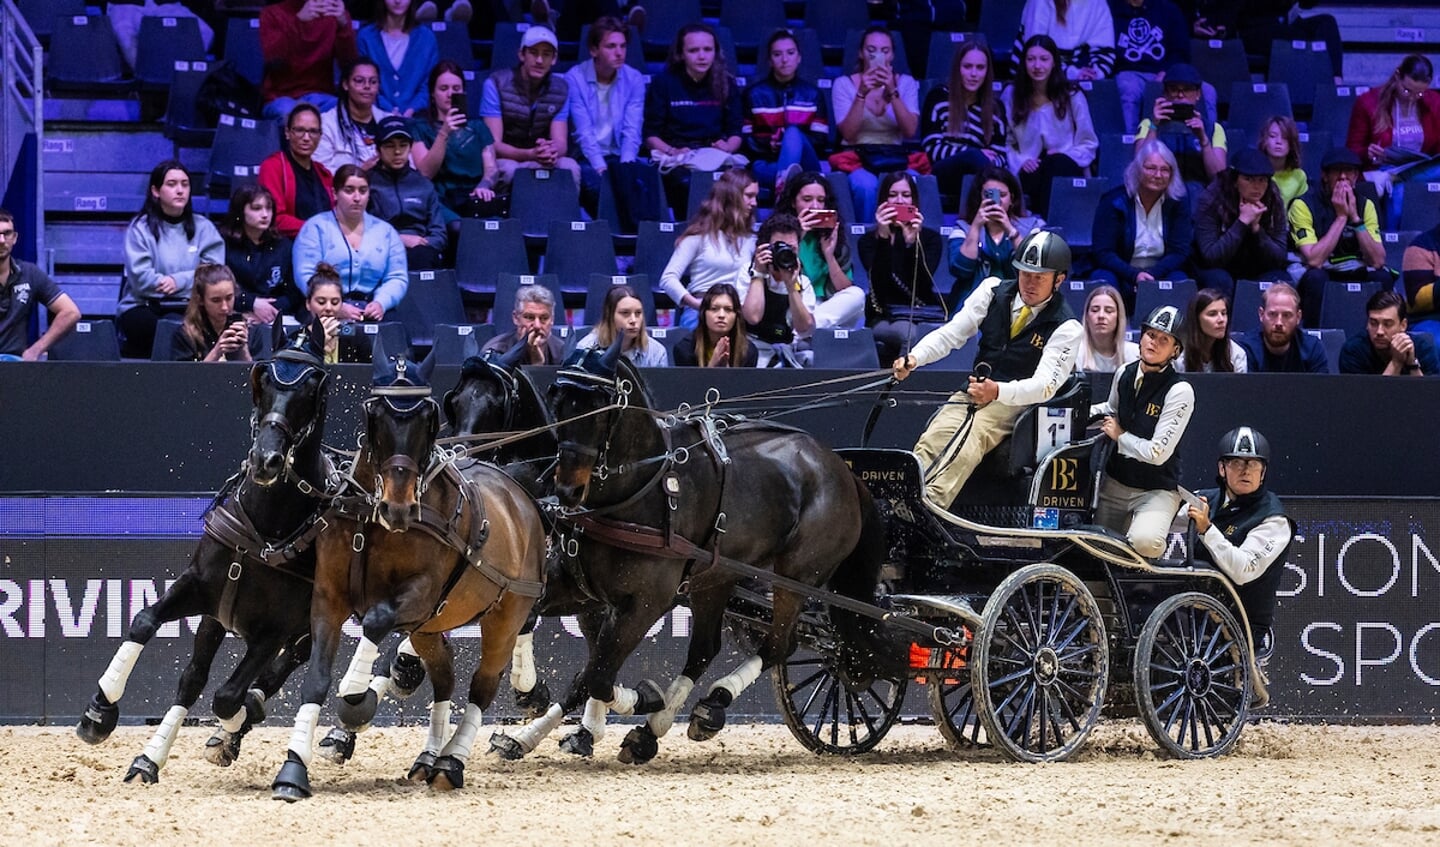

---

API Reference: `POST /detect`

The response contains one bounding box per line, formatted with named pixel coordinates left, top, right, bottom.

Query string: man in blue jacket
left=1238, top=282, right=1330, bottom=372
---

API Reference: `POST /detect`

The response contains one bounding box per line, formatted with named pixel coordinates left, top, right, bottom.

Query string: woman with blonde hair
left=659, top=168, right=759, bottom=328
left=172, top=264, right=262, bottom=362
left=1089, top=138, right=1191, bottom=312
left=576, top=284, right=669, bottom=367
left=1074, top=284, right=1137, bottom=373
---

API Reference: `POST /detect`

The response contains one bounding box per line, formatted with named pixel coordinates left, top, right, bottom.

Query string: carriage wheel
left=1134, top=592, right=1252, bottom=759
left=772, top=643, right=907, bottom=756
left=971, top=563, right=1109, bottom=763
left=927, top=645, right=986, bottom=748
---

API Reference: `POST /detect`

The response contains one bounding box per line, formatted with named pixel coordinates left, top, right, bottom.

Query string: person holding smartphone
left=410, top=60, right=504, bottom=224
left=171, top=264, right=264, bottom=362
left=775, top=171, right=864, bottom=329
left=1132, top=63, right=1227, bottom=196
left=832, top=26, right=919, bottom=222
left=861, top=171, right=946, bottom=365
left=948, top=166, right=1045, bottom=303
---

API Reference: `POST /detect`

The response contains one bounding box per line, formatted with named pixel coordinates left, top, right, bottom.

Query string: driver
left=894, top=230, right=1082, bottom=509
left=1091, top=306, right=1195, bottom=558
left=1188, top=427, right=1294, bottom=660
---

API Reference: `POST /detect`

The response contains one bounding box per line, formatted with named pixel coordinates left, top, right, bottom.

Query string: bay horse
left=270, top=344, right=547, bottom=801
left=490, top=340, right=888, bottom=763
left=75, top=323, right=345, bottom=782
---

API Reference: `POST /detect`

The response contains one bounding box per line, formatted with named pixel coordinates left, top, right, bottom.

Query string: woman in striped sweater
left=920, top=38, right=1009, bottom=198
left=1009, top=0, right=1115, bottom=81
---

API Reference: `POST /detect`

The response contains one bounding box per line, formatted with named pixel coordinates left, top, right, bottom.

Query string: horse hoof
left=337, top=689, right=378, bottom=731
left=407, top=751, right=437, bottom=782
left=427, top=755, right=463, bottom=791
left=558, top=728, right=594, bottom=758
left=687, top=700, right=726, bottom=742
left=390, top=651, right=427, bottom=698
left=203, top=732, right=241, bottom=767
left=617, top=725, right=659, bottom=765
left=316, top=728, right=356, bottom=765
left=271, top=752, right=312, bottom=802
left=76, top=695, right=119, bottom=745
left=513, top=680, right=552, bottom=720
left=634, top=679, right=666, bottom=715
left=488, top=732, right=528, bottom=761
left=123, top=754, right=159, bottom=784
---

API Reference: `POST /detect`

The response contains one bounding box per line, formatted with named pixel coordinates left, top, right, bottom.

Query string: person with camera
left=411, top=61, right=504, bottom=224
left=775, top=172, right=864, bottom=330
left=301, top=263, right=375, bottom=364
left=743, top=213, right=815, bottom=367
left=171, top=264, right=264, bottom=362
left=1090, top=305, right=1195, bottom=559
left=893, top=230, right=1082, bottom=510
left=863, top=172, right=947, bottom=366
left=1131, top=63, right=1226, bottom=196
left=948, top=166, right=1045, bottom=304
left=832, top=26, right=920, bottom=223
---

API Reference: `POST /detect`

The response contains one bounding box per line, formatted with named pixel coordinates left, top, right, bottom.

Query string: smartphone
left=1167, top=101, right=1195, bottom=122
left=450, top=91, right=468, bottom=117
left=812, top=209, right=838, bottom=229
left=226, top=313, right=245, bottom=327
left=892, top=204, right=918, bottom=223
left=983, top=187, right=1003, bottom=206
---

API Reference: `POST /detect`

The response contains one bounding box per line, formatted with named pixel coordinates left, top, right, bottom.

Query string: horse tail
left=825, top=475, right=898, bottom=684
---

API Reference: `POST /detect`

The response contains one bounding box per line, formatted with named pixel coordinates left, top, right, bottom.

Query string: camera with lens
left=770, top=240, right=799, bottom=272
left=339, top=322, right=356, bottom=336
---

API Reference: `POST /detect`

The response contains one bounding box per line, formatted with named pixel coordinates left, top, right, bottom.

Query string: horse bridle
left=553, top=367, right=634, bottom=488
left=248, top=352, right=333, bottom=496
left=445, top=357, right=521, bottom=435
left=364, top=382, right=444, bottom=503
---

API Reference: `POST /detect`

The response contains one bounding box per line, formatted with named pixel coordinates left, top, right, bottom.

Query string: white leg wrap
left=647, top=676, right=695, bottom=738
left=425, top=700, right=453, bottom=754
left=510, top=632, right=537, bottom=691
left=141, top=705, right=188, bottom=767
left=98, top=641, right=144, bottom=703
left=368, top=674, right=391, bottom=702
left=606, top=685, right=639, bottom=716
left=440, top=703, right=483, bottom=764
left=506, top=703, right=564, bottom=755
left=580, top=697, right=607, bottom=742
left=338, top=638, right=381, bottom=698
left=287, top=702, right=322, bottom=767
left=398, top=636, right=418, bottom=658
left=217, top=708, right=246, bottom=735
left=710, top=656, right=764, bottom=702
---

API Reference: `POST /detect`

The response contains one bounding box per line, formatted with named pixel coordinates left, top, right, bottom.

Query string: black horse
left=75, top=323, right=342, bottom=782
left=490, top=340, right=887, bottom=763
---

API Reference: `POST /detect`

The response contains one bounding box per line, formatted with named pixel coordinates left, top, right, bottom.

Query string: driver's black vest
left=1107, top=361, right=1184, bottom=491
left=974, top=281, right=1075, bottom=383
left=1192, top=486, right=1293, bottom=634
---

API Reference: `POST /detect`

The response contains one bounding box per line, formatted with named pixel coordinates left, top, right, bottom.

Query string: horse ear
left=462, top=332, right=481, bottom=360
left=270, top=313, right=286, bottom=354
left=598, top=332, right=625, bottom=375
left=306, top=318, right=325, bottom=356
left=418, top=349, right=437, bottom=385
left=371, top=334, right=391, bottom=382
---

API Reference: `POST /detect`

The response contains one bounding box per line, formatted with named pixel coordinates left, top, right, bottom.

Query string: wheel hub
left=1033, top=646, right=1060, bottom=686
left=1185, top=658, right=1212, bottom=695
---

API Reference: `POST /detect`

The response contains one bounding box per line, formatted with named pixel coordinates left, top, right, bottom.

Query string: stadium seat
left=1382, top=231, right=1419, bottom=275
left=597, top=160, right=667, bottom=238
left=48, top=319, right=120, bottom=361
left=150, top=317, right=185, bottom=361
left=455, top=218, right=531, bottom=299
left=641, top=0, right=702, bottom=50
left=1400, top=183, right=1440, bottom=232
left=1060, top=278, right=1095, bottom=317
left=926, top=31, right=972, bottom=85
left=1096, top=133, right=1135, bottom=184
left=810, top=327, right=880, bottom=370
left=841, top=29, right=911, bottom=78
left=1318, top=280, right=1383, bottom=337
left=429, top=21, right=474, bottom=65
left=223, top=17, right=264, bottom=86
left=843, top=224, right=870, bottom=292
left=395, top=270, right=466, bottom=348
left=493, top=273, right=566, bottom=326
left=1311, top=84, right=1366, bottom=143
left=1230, top=280, right=1273, bottom=335
left=1226, top=83, right=1292, bottom=141
left=1135, top=278, right=1198, bottom=324
left=488, top=23, right=527, bottom=71
left=978, top=2, right=1024, bottom=64
left=719, top=0, right=787, bottom=56
left=814, top=0, right=875, bottom=52
left=46, top=16, right=129, bottom=91
left=796, top=28, right=826, bottom=85
left=1045, top=177, right=1111, bottom=250
left=1297, top=129, right=1330, bottom=184
left=17, top=0, right=84, bottom=42
left=543, top=220, right=618, bottom=291
left=1307, top=327, right=1345, bottom=373
left=1077, top=79, right=1124, bottom=136
left=509, top=168, right=580, bottom=239
left=135, top=16, right=206, bottom=90
left=585, top=273, right=655, bottom=326
left=634, top=221, right=684, bottom=298
left=1189, top=38, right=1251, bottom=108
left=686, top=169, right=730, bottom=222
left=1266, top=40, right=1334, bottom=117
left=430, top=323, right=498, bottom=365
left=207, top=115, right=279, bottom=198
left=915, top=174, right=944, bottom=232
left=825, top=171, right=859, bottom=225
left=164, top=61, right=217, bottom=146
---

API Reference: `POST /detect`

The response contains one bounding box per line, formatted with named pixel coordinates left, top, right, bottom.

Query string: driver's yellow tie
left=1010, top=305, right=1033, bottom=339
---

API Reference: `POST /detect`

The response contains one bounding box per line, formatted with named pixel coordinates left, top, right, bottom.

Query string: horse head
left=247, top=320, right=330, bottom=487
left=443, top=341, right=526, bottom=437
left=364, top=340, right=440, bottom=531
left=546, top=335, right=642, bottom=507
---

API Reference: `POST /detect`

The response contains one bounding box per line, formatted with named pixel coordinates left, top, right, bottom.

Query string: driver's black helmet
left=1218, top=426, right=1271, bottom=464
left=1012, top=230, right=1072, bottom=275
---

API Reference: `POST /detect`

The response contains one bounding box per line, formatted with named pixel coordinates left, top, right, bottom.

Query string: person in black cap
left=1286, top=147, right=1390, bottom=326
left=1132, top=62, right=1226, bottom=195
left=1191, top=148, right=1290, bottom=300
left=1111, top=0, right=1206, bottom=131
left=367, top=114, right=448, bottom=270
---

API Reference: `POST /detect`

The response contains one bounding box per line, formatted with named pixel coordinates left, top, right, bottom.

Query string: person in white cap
left=480, top=24, right=582, bottom=194
left=1091, top=304, right=1195, bottom=559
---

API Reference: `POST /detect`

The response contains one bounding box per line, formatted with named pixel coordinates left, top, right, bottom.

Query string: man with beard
left=1238, top=282, right=1330, bottom=372
left=1338, top=289, right=1439, bottom=375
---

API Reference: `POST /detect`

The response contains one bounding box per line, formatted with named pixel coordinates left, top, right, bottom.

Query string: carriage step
left=885, top=594, right=982, bottom=631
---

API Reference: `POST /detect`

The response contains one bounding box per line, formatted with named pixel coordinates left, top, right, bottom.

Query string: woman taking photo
left=1073, top=284, right=1137, bottom=373
left=1089, top=139, right=1192, bottom=311
left=921, top=38, right=1008, bottom=197
left=293, top=164, right=409, bottom=321
left=301, top=263, right=373, bottom=364
left=1002, top=34, right=1098, bottom=217
left=315, top=58, right=392, bottom=172
left=357, top=0, right=439, bottom=116
left=172, top=264, right=264, bottom=362
left=410, top=60, right=503, bottom=223
left=118, top=160, right=225, bottom=357
left=860, top=171, right=946, bottom=365
left=220, top=185, right=299, bottom=324
left=744, top=29, right=829, bottom=196
left=1178, top=287, right=1247, bottom=372
left=671, top=283, right=756, bottom=367
left=775, top=171, right=863, bottom=329
left=831, top=27, right=920, bottom=223
left=258, top=103, right=334, bottom=238
left=659, top=168, right=758, bottom=328
left=575, top=284, right=669, bottom=367
left=947, top=166, right=1044, bottom=302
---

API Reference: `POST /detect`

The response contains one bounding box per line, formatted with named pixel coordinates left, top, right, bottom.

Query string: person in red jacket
left=261, top=0, right=359, bottom=120
left=1346, top=54, right=1440, bottom=224
left=258, top=103, right=336, bottom=238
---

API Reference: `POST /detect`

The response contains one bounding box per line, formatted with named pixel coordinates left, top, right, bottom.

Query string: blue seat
left=1400, top=183, right=1440, bottom=231
left=18, top=0, right=85, bottom=41
left=1190, top=38, right=1251, bottom=108
left=1226, top=82, right=1292, bottom=140
left=810, top=327, right=880, bottom=370
left=1135, top=278, right=1198, bottom=324
left=1318, top=280, right=1383, bottom=337
left=494, top=273, right=567, bottom=326
left=926, top=31, right=973, bottom=85
left=686, top=169, right=730, bottom=221
left=1311, top=84, right=1365, bottom=143
left=136, top=15, right=206, bottom=90
left=719, top=0, right=787, bottom=54
left=208, top=115, right=279, bottom=198
left=826, top=171, right=859, bottom=225
left=46, top=16, right=129, bottom=91
left=598, top=159, right=667, bottom=238
left=430, top=323, right=498, bottom=365
left=978, top=2, right=1024, bottom=65
left=1077, top=79, right=1124, bottom=136
left=843, top=224, right=870, bottom=292
left=223, top=17, right=264, bottom=86
left=915, top=175, right=944, bottom=232
left=429, top=21, right=475, bottom=66
left=455, top=218, right=530, bottom=298
left=1060, top=278, right=1095, bottom=317
left=1230, top=280, right=1272, bottom=335
left=395, top=270, right=467, bottom=348
left=1046, top=177, right=1111, bottom=250
left=509, top=168, right=580, bottom=239
left=543, top=220, right=618, bottom=292
left=150, top=317, right=185, bottom=361
left=1382, top=230, right=1419, bottom=276
left=1096, top=133, right=1134, bottom=184
left=1267, top=40, right=1334, bottom=116
left=1306, top=328, right=1345, bottom=373
left=641, top=0, right=703, bottom=50
left=811, top=0, right=871, bottom=52
left=634, top=221, right=684, bottom=300
left=586, top=273, right=656, bottom=326
left=49, top=319, right=120, bottom=361
left=488, top=23, right=526, bottom=71
left=164, top=60, right=218, bottom=146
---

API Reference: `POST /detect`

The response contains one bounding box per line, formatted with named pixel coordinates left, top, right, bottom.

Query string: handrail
left=1, top=0, right=44, bottom=265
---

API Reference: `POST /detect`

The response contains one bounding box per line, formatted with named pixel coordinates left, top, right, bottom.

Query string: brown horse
left=270, top=346, right=546, bottom=801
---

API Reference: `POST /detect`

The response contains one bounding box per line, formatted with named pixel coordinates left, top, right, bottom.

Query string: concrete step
left=45, top=220, right=129, bottom=267
left=53, top=273, right=122, bottom=318
left=42, top=124, right=172, bottom=172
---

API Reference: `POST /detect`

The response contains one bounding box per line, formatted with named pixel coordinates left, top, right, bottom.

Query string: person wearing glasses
left=315, top=58, right=392, bottom=173
left=1089, top=139, right=1193, bottom=313
left=259, top=103, right=335, bottom=238
left=0, top=207, right=80, bottom=360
